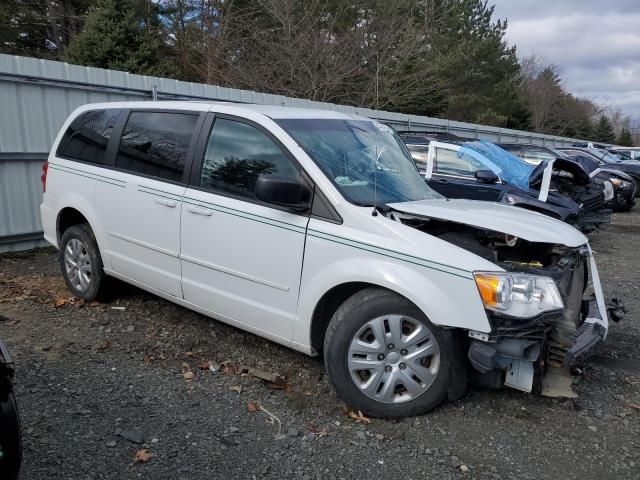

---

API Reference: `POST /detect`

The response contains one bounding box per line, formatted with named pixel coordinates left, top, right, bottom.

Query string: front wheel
left=324, top=288, right=452, bottom=418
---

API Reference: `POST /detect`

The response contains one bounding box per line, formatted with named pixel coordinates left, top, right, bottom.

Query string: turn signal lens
left=474, top=273, right=512, bottom=310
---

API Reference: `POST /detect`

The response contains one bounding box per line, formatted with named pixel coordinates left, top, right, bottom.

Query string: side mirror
left=255, top=175, right=311, bottom=211
left=475, top=169, right=499, bottom=184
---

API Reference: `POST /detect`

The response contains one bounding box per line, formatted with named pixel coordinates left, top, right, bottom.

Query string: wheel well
left=310, top=282, right=383, bottom=356
left=57, top=208, right=89, bottom=242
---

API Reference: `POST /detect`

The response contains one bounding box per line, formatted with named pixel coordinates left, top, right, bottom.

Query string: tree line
left=0, top=0, right=635, bottom=146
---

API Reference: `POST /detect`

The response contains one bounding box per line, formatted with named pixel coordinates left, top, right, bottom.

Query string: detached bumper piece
left=0, top=338, right=21, bottom=480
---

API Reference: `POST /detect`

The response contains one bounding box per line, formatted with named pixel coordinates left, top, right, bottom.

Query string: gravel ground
left=1, top=212, right=639, bottom=480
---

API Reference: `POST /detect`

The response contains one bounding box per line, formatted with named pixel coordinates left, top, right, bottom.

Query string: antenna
left=372, top=52, right=379, bottom=217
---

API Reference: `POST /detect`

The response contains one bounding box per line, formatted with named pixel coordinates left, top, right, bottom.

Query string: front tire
left=58, top=224, right=105, bottom=301
left=324, top=288, right=451, bottom=418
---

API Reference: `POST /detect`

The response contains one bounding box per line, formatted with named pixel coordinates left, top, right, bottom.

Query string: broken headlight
left=610, top=178, right=631, bottom=189
left=474, top=272, right=564, bottom=318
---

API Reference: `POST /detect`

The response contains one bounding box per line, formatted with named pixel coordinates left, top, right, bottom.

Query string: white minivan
left=41, top=102, right=612, bottom=417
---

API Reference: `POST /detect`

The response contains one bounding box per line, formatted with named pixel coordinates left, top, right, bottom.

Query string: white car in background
left=41, top=102, right=611, bottom=417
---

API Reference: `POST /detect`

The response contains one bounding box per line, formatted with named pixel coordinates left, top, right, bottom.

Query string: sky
left=491, top=0, right=640, bottom=121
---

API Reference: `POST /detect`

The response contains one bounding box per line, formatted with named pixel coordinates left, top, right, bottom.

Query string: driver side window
left=434, top=148, right=485, bottom=178
left=200, top=118, right=299, bottom=201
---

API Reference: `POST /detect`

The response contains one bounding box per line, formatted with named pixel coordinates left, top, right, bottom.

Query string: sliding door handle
left=155, top=198, right=177, bottom=208
left=187, top=205, right=213, bottom=216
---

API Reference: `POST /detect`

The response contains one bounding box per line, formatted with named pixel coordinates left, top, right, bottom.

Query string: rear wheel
left=324, top=288, right=452, bottom=418
left=59, top=224, right=106, bottom=301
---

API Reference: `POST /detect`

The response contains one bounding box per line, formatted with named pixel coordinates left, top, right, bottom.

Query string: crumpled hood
left=388, top=198, right=587, bottom=247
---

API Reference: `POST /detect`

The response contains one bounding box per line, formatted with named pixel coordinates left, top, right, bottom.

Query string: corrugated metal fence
left=0, top=53, right=587, bottom=252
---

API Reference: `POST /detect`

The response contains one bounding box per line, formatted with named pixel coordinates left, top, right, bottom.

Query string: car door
left=95, top=109, right=202, bottom=297
left=426, top=143, right=503, bottom=201
left=180, top=114, right=310, bottom=340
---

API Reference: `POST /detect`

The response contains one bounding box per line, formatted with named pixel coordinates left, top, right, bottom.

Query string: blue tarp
left=457, top=140, right=535, bottom=191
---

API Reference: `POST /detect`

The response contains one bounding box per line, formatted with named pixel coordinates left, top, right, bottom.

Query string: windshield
left=591, top=148, right=624, bottom=163
left=276, top=119, right=442, bottom=206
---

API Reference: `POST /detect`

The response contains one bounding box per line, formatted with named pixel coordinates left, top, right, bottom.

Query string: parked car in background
left=0, top=338, right=21, bottom=480
left=41, top=102, right=613, bottom=417
left=558, top=147, right=640, bottom=190
left=608, top=150, right=634, bottom=161
left=498, top=144, right=634, bottom=212
left=399, top=134, right=608, bottom=232
left=611, top=147, right=640, bottom=160
left=554, top=149, right=637, bottom=211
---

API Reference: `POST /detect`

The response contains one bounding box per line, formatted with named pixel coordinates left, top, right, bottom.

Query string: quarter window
left=57, top=109, right=120, bottom=164
left=115, top=111, right=198, bottom=182
left=200, top=118, right=299, bottom=200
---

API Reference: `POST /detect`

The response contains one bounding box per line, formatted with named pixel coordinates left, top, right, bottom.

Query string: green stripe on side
left=49, top=165, right=125, bottom=188
left=308, top=230, right=473, bottom=280
left=183, top=200, right=306, bottom=234
left=309, top=228, right=471, bottom=275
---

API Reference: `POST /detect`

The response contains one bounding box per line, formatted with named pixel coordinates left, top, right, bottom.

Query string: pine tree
left=616, top=128, right=634, bottom=147
left=593, top=115, right=616, bottom=144
left=63, top=0, right=172, bottom=76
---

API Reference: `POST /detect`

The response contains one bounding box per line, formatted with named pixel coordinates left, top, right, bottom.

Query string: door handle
left=187, top=205, right=213, bottom=216
left=155, top=198, right=177, bottom=208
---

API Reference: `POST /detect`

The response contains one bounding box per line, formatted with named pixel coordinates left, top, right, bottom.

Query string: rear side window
left=57, top=109, right=120, bottom=164
left=199, top=118, right=299, bottom=200
left=115, top=111, right=198, bottom=182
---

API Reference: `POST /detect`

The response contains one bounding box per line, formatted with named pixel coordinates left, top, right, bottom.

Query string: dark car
left=553, top=149, right=636, bottom=211
left=558, top=147, right=640, bottom=191
left=0, top=338, right=21, bottom=479
left=399, top=134, right=607, bottom=232
left=500, top=144, right=634, bottom=212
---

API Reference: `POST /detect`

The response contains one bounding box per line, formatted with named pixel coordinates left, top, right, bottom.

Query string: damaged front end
left=388, top=207, right=622, bottom=397
left=467, top=244, right=613, bottom=396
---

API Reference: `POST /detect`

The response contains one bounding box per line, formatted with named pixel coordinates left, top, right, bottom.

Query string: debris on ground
left=116, top=429, right=145, bottom=444
left=240, top=366, right=286, bottom=385
left=343, top=407, right=371, bottom=424
left=133, top=449, right=152, bottom=463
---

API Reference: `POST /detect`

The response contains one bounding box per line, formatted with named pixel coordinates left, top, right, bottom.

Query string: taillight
left=41, top=161, right=49, bottom=192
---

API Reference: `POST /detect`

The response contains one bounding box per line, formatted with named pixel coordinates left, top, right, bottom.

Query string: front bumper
left=468, top=245, right=612, bottom=394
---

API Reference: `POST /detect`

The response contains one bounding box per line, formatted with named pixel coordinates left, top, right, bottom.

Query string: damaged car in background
left=500, top=143, right=636, bottom=212
left=399, top=133, right=610, bottom=233
left=42, top=103, right=623, bottom=417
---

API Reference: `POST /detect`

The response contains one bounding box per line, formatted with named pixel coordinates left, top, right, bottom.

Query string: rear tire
left=324, top=287, right=451, bottom=418
left=58, top=224, right=106, bottom=301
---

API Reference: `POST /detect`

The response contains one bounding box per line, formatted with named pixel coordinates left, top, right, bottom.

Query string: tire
left=324, top=287, right=451, bottom=418
left=58, top=224, right=106, bottom=301
left=0, top=390, right=22, bottom=480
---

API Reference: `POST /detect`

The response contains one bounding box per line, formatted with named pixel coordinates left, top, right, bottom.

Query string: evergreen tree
left=616, top=128, right=634, bottom=147
left=429, top=0, right=530, bottom=129
left=63, top=0, right=172, bottom=76
left=0, top=0, right=91, bottom=59
left=593, top=115, right=616, bottom=144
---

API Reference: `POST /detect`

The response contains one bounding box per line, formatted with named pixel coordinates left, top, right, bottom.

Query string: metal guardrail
left=0, top=54, right=591, bottom=252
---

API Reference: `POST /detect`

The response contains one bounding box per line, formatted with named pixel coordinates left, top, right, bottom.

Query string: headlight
left=603, top=181, right=614, bottom=201
left=474, top=272, right=564, bottom=318
left=503, top=194, right=518, bottom=205
left=610, top=178, right=630, bottom=188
